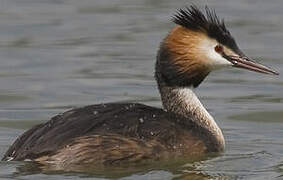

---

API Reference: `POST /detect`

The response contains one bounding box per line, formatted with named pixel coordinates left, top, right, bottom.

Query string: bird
left=2, top=5, right=278, bottom=171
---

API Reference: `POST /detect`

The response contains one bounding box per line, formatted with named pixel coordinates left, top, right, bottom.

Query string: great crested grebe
left=2, top=6, right=278, bottom=169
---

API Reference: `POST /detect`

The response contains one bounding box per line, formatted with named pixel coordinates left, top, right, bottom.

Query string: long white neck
left=159, top=86, right=225, bottom=150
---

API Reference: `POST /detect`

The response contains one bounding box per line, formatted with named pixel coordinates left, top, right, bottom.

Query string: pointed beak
left=225, top=55, right=279, bottom=75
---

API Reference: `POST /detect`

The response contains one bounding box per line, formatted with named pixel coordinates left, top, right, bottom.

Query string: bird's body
left=5, top=102, right=221, bottom=169
left=2, top=6, right=278, bottom=171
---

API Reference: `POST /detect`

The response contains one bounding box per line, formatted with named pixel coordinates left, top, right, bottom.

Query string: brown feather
left=164, top=26, right=210, bottom=73
left=36, top=133, right=206, bottom=170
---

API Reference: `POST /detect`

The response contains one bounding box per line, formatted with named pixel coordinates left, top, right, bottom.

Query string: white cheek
left=207, top=48, right=232, bottom=68
left=200, top=39, right=233, bottom=69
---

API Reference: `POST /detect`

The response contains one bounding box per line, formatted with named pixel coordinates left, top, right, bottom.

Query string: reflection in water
left=11, top=150, right=276, bottom=179
left=13, top=156, right=218, bottom=179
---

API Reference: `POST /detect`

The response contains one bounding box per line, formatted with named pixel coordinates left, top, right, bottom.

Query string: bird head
left=156, top=6, right=279, bottom=88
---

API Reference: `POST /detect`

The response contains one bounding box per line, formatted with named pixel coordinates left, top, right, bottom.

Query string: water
left=0, top=0, right=282, bottom=179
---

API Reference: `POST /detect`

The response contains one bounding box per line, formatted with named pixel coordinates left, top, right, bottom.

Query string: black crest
left=173, top=5, right=239, bottom=51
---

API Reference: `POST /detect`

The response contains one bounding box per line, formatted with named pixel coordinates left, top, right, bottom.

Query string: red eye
left=214, top=45, right=223, bottom=53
